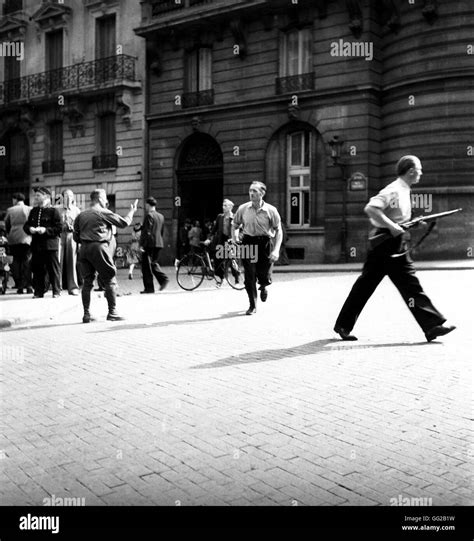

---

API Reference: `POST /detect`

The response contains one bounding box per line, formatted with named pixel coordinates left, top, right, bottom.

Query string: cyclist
left=204, top=198, right=239, bottom=285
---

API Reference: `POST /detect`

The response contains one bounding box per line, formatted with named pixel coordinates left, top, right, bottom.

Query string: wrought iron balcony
left=182, top=89, right=214, bottom=108
left=0, top=55, right=137, bottom=105
left=2, top=0, right=23, bottom=15
left=42, top=160, right=65, bottom=175
left=276, top=72, right=315, bottom=95
left=92, top=154, right=118, bottom=170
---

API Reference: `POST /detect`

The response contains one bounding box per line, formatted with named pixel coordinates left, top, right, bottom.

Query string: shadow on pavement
left=88, top=311, right=245, bottom=333
left=191, top=339, right=432, bottom=369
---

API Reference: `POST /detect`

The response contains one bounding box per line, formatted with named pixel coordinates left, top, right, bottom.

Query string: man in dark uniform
left=139, top=196, right=169, bottom=293
left=23, top=187, right=62, bottom=298
left=334, top=155, right=455, bottom=342
left=233, top=182, right=282, bottom=315
left=73, top=189, right=138, bottom=322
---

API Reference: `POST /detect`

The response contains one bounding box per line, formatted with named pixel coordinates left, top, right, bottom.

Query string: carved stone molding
left=376, top=0, right=401, bottom=34
left=288, top=104, right=301, bottom=121
left=32, top=2, right=72, bottom=33
left=230, top=18, right=247, bottom=59
left=422, top=0, right=439, bottom=24
left=346, top=0, right=363, bottom=39
left=61, top=98, right=86, bottom=138
left=116, top=90, right=133, bottom=129
left=19, top=105, right=37, bottom=139
left=191, top=116, right=201, bottom=132
left=0, top=15, right=28, bottom=40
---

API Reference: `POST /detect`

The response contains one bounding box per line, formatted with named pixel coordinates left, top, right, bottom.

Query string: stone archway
left=176, top=132, right=223, bottom=238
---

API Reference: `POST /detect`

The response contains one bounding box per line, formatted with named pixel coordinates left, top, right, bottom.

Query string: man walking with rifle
left=334, top=155, right=456, bottom=342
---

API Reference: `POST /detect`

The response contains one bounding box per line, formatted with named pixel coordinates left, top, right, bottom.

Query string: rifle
left=368, top=208, right=462, bottom=253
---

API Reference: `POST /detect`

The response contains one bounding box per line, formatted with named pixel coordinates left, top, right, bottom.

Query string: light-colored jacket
left=5, top=203, right=32, bottom=245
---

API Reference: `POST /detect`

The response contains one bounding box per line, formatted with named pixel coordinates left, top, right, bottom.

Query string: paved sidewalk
left=0, top=269, right=472, bottom=506
left=1, top=259, right=472, bottom=328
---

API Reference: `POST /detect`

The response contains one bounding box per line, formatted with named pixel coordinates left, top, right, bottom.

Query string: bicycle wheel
left=224, top=258, right=245, bottom=290
left=176, top=254, right=205, bottom=291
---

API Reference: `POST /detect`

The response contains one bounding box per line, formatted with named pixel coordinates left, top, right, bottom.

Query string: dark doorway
left=176, top=133, right=223, bottom=246
left=0, top=128, right=30, bottom=211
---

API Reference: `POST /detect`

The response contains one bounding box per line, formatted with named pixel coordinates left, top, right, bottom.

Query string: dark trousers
left=9, top=244, right=32, bottom=290
left=79, top=242, right=118, bottom=314
left=242, top=235, right=273, bottom=308
left=31, top=249, right=60, bottom=296
left=335, top=235, right=446, bottom=333
left=142, top=247, right=168, bottom=292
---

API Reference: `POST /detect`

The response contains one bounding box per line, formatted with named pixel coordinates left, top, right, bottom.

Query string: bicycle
left=176, top=240, right=245, bottom=291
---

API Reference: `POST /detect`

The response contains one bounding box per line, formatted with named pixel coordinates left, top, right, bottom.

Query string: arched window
left=265, top=122, right=325, bottom=229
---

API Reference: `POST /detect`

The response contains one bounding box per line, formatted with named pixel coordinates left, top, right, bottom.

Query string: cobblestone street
left=0, top=269, right=472, bottom=507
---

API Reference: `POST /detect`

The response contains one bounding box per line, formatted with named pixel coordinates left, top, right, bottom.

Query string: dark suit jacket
left=140, top=210, right=165, bottom=249
left=23, top=206, right=62, bottom=251
left=211, top=213, right=232, bottom=248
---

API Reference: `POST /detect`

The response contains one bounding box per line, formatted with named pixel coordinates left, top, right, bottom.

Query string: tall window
left=43, top=121, right=63, bottom=174
left=287, top=131, right=311, bottom=227
left=280, top=28, right=312, bottom=77
left=184, top=47, right=212, bottom=93
left=96, top=14, right=116, bottom=59
left=93, top=112, right=117, bottom=169
left=46, top=29, right=63, bottom=71
left=98, top=113, right=116, bottom=156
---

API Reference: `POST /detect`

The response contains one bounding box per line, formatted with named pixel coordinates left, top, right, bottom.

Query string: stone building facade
left=135, top=0, right=473, bottom=263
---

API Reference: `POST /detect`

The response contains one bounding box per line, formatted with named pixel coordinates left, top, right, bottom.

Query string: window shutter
left=301, top=28, right=312, bottom=74
left=199, top=48, right=212, bottom=91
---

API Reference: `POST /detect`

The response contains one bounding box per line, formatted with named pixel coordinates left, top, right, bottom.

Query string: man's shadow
left=88, top=311, right=244, bottom=333
left=190, top=338, right=431, bottom=369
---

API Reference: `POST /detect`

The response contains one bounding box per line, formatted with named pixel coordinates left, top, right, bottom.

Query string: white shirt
left=368, top=178, right=412, bottom=227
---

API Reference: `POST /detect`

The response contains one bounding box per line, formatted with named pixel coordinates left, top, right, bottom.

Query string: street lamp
left=328, top=135, right=349, bottom=263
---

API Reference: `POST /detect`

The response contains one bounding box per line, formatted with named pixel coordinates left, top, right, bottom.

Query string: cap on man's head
left=146, top=197, right=157, bottom=206
left=34, top=187, right=51, bottom=196
left=397, top=155, right=420, bottom=176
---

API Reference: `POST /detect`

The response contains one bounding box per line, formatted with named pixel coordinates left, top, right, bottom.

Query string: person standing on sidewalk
left=333, top=155, right=455, bottom=342
left=23, top=187, right=62, bottom=298
left=58, top=189, right=81, bottom=296
left=5, top=193, right=32, bottom=294
left=139, top=197, right=169, bottom=293
left=233, top=182, right=282, bottom=315
left=73, top=189, right=138, bottom=323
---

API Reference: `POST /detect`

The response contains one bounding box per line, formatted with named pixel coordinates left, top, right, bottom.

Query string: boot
left=104, top=283, right=125, bottom=321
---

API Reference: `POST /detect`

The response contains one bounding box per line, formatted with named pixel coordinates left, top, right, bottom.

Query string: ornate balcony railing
left=0, top=55, right=136, bottom=105
left=92, top=154, right=118, bottom=170
left=182, top=89, right=214, bottom=108
left=2, top=0, right=23, bottom=15
left=42, top=160, right=65, bottom=175
left=276, top=72, right=315, bottom=95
